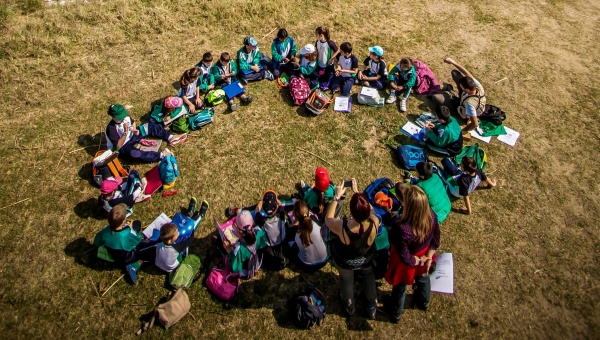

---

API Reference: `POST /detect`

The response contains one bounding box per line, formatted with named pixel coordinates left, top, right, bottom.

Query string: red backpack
left=289, top=76, right=311, bottom=105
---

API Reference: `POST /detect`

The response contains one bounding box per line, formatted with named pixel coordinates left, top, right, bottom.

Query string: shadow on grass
left=77, top=133, right=105, bottom=157
left=74, top=197, right=106, bottom=220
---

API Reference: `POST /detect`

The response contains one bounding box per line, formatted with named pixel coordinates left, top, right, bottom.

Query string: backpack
left=364, top=177, right=398, bottom=223
left=136, top=288, right=191, bottom=335
left=259, top=212, right=289, bottom=271
left=397, top=145, right=427, bottom=170
left=169, top=254, right=201, bottom=290
left=305, top=89, right=333, bottom=115
left=289, top=287, right=326, bottom=329
left=289, top=76, right=311, bottom=105
left=479, top=104, right=506, bottom=126
left=170, top=116, right=190, bottom=134
left=206, top=256, right=240, bottom=301
left=206, top=89, right=226, bottom=106
left=357, top=87, right=385, bottom=107
left=91, top=150, right=129, bottom=187
left=187, top=108, right=214, bottom=131
left=158, top=155, right=179, bottom=185
left=454, top=143, right=487, bottom=170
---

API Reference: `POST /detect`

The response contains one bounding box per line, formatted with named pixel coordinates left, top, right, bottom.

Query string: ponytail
left=317, top=190, right=325, bottom=215
left=293, top=200, right=313, bottom=247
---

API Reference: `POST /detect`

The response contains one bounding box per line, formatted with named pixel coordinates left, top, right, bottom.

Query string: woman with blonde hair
left=383, top=185, right=440, bottom=323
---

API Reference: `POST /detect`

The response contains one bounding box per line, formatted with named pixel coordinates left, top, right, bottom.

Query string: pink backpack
left=289, top=76, right=311, bottom=105
left=206, top=256, right=239, bottom=301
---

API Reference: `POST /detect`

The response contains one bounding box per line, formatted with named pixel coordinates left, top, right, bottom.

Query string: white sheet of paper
left=430, top=253, right=454, bottom=294
left=497, top=126, right=520, bottom=146
left=334, top=96, right=351, bottom=112
left=360, top=86, right=377, bottom=98
left=470, top=128, right=492, bottom=143
left=142, top=213, right=171, bottom=239
left=401, top=121, right=422, bottom=136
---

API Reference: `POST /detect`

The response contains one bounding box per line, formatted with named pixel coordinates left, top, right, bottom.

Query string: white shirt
left=316, top=40, right=330, bottom=68
left=155, top=243, right=181, bottom=273
left=338, top=55, right=354, bottom=77
left=295, top=223, right=328, bottom=265
left=105, top=116, right=133, bottom=149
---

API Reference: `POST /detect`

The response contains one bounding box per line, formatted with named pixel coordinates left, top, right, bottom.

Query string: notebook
left=223, top=81, right=245, bottom=99
left=334, top=96, right=352, bottom=113
left=400, top=121, right=424, bottom=142
left=359, top=86, right=378, bottom=98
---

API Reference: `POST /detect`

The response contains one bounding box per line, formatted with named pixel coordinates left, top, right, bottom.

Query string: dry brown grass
left=0, top=0, right=599, bottom=338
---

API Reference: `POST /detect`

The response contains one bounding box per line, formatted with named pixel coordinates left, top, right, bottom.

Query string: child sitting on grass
left=387, top=57, right=417, bottom=112
left=195, top=52, right=216, bottom=94
left=93, top=203, right=155, bottom=284
left=330, top=42, right=359, bottom=96
left=314, top=26, right=339, bottom=89
left=439, top=156, right=496, bottom=215
left=406, top=162, right=451, bottom=223
left=179, top=67, right=203, bottom=113
left=222, top=210, right=266, bottom=279
left=237, top=36, right=274, bottom=82
left=210, top=52, right=253, bottom=111
left=270, top=28, right=297, bottom=78
left=424, top=105, right=463, bottom=156
left=98, top=170, right=150, bottom=213
left=147, top=96, right=188, bottom=145
left=291, top=44, right=319, bottom=89
left=357, top=46, right=388, bottom=89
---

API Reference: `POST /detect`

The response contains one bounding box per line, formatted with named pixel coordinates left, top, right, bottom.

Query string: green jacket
left=196, top=64, right=215, bottom=93
left=300, top=59, right=317, bottom=76
left=210, top=61, right=238, bottom=86
left=149, top=104, right=184, bottom=123
left=303, top=184, right=335, bottom=212
left=389, top=64, right=416, bottom=88
left=426, top=117, right=461, bottom=148
left=237, top=46, right=260, bottom=71
left=227, top=229, right=267, bottom=273
left=271, top=37, right=297, bottom=63
left=415, top=174, right=451, bottom=223
left=93, top=225, right=142, bottom=251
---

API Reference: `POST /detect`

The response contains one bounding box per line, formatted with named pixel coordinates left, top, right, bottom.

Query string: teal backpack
left=187, top=108, right=214, bottom=131
left=454, top=143, right=487, bottom=170
left=159, top=155, right=179, bottom=185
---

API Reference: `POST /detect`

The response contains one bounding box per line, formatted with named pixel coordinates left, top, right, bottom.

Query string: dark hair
left=400, top=57, right=413, bottom=68
left=220, top=52, right=230, bottom=62
left=277, top=28, right=288, bottom=39
left=293, top=201, right=313, bottom=247
left=241, top=229, right=256, bottom=246
left=160, top=223, right=178, bottom=242
left=435, top=105, right=451, bottom=122
left=315, top=26, right=330, bottom=41
left=108, top=203, right=127, bottom=231
left=316, top=189, right=326, bottom=215
left=340, top=42, right=352, bottom=54
left=180, top=67, right=201, bottom=87
left=416, top=162, right=433, bottom=180
left=350, top=193, right=371, bottom=235
left=394, top=182, right=406, bottom=202
left=458, top=76, right=477, bottom=91
left=202, top=52, right=213, bottom=62
left=461, top=156, right=478, bottom=173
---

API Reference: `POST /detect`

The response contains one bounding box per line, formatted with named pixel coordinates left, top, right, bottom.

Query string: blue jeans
left=387, top=275, right=431, bottom=318
left=330, top=76, right=354, bottom=96
left=439, top=157, right=462, bottom=179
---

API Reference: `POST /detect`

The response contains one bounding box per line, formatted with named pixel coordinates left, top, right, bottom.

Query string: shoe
left=367, top=307, right=376, bottom=320
left=187, top=197, right=198, bottom=217
left=345, top=303, right=356, bottom=316
left=295, top=180, right=306, bottom=196
left=241, top=95, right=253, bottom=104
left=265, top=70, right=274, bottom=81
left=93, top=150, right=119, bottom=167
left=198, top=200, right=209, bottom=218
left=225, top=206, right=239, bottom=219
left=169, top=133, right=187, bottom=146
left=230, top=100, right=238, bottom=111
left=382, top=295, right=402, bottom=323
left=126, top=261, right=141, bottom=285
left=400, top=99, right=407, bottom=112
left=386, top=92, right=397, bottom=104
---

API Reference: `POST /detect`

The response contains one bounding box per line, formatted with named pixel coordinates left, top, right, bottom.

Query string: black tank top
left=332, top=218, right=375, bottom=269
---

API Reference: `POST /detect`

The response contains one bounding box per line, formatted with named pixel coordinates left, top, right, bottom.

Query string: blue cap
left=246, top=36, right=258, bottom=47
left=368, top=46, right=384, bottom=57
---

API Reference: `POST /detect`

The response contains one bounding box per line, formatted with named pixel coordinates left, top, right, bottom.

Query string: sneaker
left=225, top=206, right=239, bottom=219
left=169, top=133, right=188, bottom=146
left=187, top=197, right=198, bottom=217
left=345, top=303, right=356, bottom=316
left=230, top=100, right=238, bottom=111
left=93, top=150, right=119, bottom=167
left=265, top=70, right=274, bottom=81
left=198, top=200, right=209, bottom=218
left=367, top=307, right=377, bottom=320
left=386, top=92, right=397, bottom=104
left=126, top=261, right=141, bottom=285
left=400, top=99, right=407, bottom=112
left=241, top=95, right=253, bottom=104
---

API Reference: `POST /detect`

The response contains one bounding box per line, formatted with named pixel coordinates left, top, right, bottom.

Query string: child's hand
left=187, top=103, right=196, bottom=113
left=334, top=185, right=346, bottom=200
left=124, top=122, right=130, bottom=130
left=132, top=129, right=140, bottom=136
left=283, top=57, right=289, bottom=63
left=328, top=57, right=336, bottom=65
left=251, top=64, right=260, bottom=72
left=487, top=178, right=497, bottom=188
left=221, top=74, right=227, bottom=80
left=209, top=84, right=215, bottom=90
left=195, top=98, right=202, bottom=107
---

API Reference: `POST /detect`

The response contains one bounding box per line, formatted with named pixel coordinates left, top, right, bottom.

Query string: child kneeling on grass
left=387, top=57, right=417, bottom=112
left=330, top=42, right=359, bottom=96
left=210, top=52, right=253, bottom=112
left=93, top=203, right=156, bottom=285
left=424, top=105, right=463, bottom=156
left=439, top=156, right=496, bottom=215
left=406, top=162, right=451, bottom=223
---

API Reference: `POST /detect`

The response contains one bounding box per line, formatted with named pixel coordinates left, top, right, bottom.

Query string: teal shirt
left=426, top=117, right=461, bottom=147
left=415, top=174, right=451, bottom=223
left=271, top=37, right=297, bottom=63
left=93, top=225, right=142, bottom=251
left=149, top=104, right=184, bottom=123
left=303, top=184, right=335, bottom=212
left=237, top=46, right=260, bottom=71
left=227, top=229, right=267, bottom=273
left=389, top=64, right=416, bottom=88
left=210, top=61, right=238, bottom=86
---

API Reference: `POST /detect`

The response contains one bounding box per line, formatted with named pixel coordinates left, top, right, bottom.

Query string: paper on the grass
left=430, top=252, right=454, bottom=294
left=334, top=96, right=351, bottom=112
left=470, top=128, right=492, bottom=144
left=401, top=121, right=422, bottom=138
left=142, top=213, right=171, bottom=240
left=497, top=126, right=520, bottom=146
left=360, top=86, right=378, bottom=98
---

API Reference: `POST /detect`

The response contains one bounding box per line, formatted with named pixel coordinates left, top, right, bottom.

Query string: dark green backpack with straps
left=454, top=143, right=487, bottom=170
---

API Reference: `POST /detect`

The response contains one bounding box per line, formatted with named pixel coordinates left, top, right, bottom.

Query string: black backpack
left=479, top=104, right=506, bottom=125
left=289, top=287, right=326, bottom=329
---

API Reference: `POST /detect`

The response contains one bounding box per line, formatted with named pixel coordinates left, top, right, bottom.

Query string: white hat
left=300, top=44, right=316, bottom=55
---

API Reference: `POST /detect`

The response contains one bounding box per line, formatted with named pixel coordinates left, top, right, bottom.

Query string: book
left=223, top=81, right=245, bottom=100
left=430, top=252, right=454, bottom=294
left=497, top=126, right=520, bottom=146
left=470, top=128, right=492, bottom=143
left=359, top=86, right=378, bottom=98
left=400, top=121, right=424, bottom=142
left=142, top=213, right=171, bottom=241
left=415, top=112, right=437, bottom=129
left=334, top=96, right=352, bottom=113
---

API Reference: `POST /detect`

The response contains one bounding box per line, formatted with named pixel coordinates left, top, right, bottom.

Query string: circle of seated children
left=89, top=24, right=503, bottom=324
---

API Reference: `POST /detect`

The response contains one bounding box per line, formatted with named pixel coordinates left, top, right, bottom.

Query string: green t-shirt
left=93, top=225, right=142, bottom=251
left=303, top=184, right=335, bottom=211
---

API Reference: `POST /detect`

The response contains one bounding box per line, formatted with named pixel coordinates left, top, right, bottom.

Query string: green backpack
left=206, top=89, right=226, bottom=106
left=169, top=254, right=201, bottom=289
left=170, top=116, right=191, bottom=134
left=455, top=143, right=487, bottom=170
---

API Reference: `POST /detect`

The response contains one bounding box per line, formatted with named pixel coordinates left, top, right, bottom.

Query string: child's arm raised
left=444, top=58, right=474, bottom=79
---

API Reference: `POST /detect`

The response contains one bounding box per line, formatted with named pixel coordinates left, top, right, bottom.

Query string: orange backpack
left=91, top=150, right=129, bottom=179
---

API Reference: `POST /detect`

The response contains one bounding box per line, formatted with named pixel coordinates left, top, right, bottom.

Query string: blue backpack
left=364, top=177, right=398, bottom=226
left=397, top=145, right=427, bottom=170
left=187, top=108, right=214, bottom=131
left=159, top=155, right=179, bottom=185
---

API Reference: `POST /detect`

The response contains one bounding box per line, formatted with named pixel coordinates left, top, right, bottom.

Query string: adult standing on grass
left=383, top=185, right=440, bottom=323
left=326, top=179, right=379, bottom=319
left=432, top=58, right=487, bottom=134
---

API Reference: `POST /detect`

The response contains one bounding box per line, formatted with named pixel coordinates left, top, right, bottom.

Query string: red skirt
left=385, top=245, right=428, bottom=286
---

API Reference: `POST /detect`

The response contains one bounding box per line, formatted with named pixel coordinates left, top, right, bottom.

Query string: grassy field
left=0, top=0, right=599, bottom=338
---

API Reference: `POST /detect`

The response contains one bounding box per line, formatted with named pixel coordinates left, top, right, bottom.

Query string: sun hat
left=314, top=166, right=330, bottom=192
left=368, top=46, right=384, bottom=57
left=374, top=191, right=393, bottom=210
left=164, top=96, right=183, bottom=109
left=262, top=190, right=278, bottom=215
left=236, top=210, right=254, bottom=230
left=108, top=104, right=128, bottom=121
left=100, top=176, right=123, bottom=195
left=300, top=44, right=316, bottom=55
left=245, top=36, right=259, bottom=47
